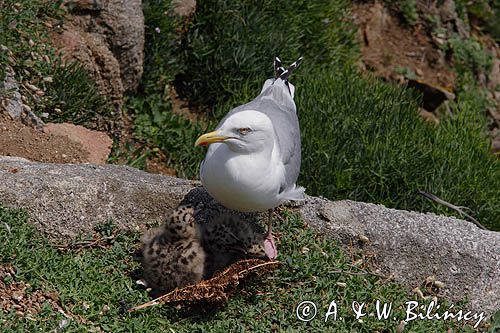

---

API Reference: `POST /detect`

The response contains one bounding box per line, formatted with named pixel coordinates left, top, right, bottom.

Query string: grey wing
left=263, top=99, right=301, bottom=192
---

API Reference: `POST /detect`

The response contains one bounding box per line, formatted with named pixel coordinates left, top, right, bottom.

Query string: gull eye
left=238, top=127, right=252, bottom=136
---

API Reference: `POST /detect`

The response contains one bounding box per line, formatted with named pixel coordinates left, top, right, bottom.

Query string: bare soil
left=0, top=265, right=60, bottom=317
left=353, top=2, right=456, bottom=90
left=0, top=114, right=88, bottom=164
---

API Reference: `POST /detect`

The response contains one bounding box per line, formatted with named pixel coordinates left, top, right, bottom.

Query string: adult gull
left=195, top=57, right=305, bottom=259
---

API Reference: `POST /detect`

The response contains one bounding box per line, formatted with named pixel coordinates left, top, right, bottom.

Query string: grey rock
left=1, top=66, right=45, bottom=130
left=438, top=0, right=469, bottom=38
left=0, top=157, right=193, bottom=238
left=1, top=66, right=23, bottom=119
left=100, top=0, right=144, bottom=93
left=0, top=157, right=498, bottom=316
left=439, top=0, right=457, bottom=23
left=300, top=196, right=500, bottom=317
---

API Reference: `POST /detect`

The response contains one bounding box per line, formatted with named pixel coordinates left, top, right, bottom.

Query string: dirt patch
left=0, top=265, right=60, bottom=317
left=0, top=114, right=89, bottom=164
left=145, top=153, right=177, bottom=176
left=353, top=2, right=456, bottom=91
left=169, top=85, right=209, bottom=124
left=44, top=122, right=113, bottom=164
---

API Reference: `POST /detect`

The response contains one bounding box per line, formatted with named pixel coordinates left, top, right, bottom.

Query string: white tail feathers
left=278, top=185, right=306, bottom=201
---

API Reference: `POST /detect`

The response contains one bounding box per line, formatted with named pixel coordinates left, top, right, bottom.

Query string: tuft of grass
left=128, top=93, right=211, bottom=178
left=129, top=0, right=357, bottom=175
left=0, top=205, right=485, bottom=331
left=174, top=0, right=357, bottom=113
left=0, top=0, right=113, bottom=128
left=395, top=66, right=418, bottom=79
left=401, top=0, right=419, bottom=26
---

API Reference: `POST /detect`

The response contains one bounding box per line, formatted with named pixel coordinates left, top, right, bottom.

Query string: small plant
left=401, top=0, right=419, bottom=26
left=446, top=36, right=493, bottom=77
left=395, top=66, right=418, bottom=79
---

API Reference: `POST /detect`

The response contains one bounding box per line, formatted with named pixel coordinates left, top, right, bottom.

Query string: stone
left=300, top=196, right=500, bottom=317
left=0, top=157, right=498, bottom=317
left=363, top=3, right=389, bottom=47
left=418, top=108, right=440, bottom=125
left=172, top=0, right=196, bottom=17
left=439, top=0, right=457, bottom=23
left=0, top=66, right=45, bottom=130
left=51, top=0, right=144, bottom=108
left=407, top=79, right=455, bottom=112
left=0, top=66, right=23, bottom=119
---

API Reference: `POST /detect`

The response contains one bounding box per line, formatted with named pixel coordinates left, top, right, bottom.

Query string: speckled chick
left=141, top=204, right=206, bottom=294
left=201, top=213, right=268, bottom=278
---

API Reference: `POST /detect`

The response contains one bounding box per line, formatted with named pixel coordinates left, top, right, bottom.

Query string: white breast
left=200, top=142, right=285, bottom=212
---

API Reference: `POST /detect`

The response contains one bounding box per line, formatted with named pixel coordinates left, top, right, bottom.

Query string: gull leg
left=264, top=208, right=277, bottom=260
left=267, top=209, right=272, bottom=235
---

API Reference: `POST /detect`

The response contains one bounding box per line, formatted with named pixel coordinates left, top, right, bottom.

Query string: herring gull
left=195, top=56, right=305, bottom=259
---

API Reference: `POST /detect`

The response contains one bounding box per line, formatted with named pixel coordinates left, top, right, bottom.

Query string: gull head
left=195, top=110, right=275, bottom=154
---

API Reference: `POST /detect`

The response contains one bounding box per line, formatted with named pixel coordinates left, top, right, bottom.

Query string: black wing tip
left=274, top=56, right=304, bottom=80
left=274, top=56, right=285, bottom=79
left=277, top=56, right=304, bottom=81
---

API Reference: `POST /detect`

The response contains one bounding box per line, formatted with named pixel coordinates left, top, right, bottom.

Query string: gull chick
left=141, top=204, right=206, bottom=294
left=201, top=213, right=268, bottom=278
left=195, top=57, right=305, bottom=259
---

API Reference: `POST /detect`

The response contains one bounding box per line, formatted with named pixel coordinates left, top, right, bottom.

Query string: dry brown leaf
left=128, top=259, right=280, bottom=312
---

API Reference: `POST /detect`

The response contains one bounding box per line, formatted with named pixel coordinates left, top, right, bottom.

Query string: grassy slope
left=132, top=0, right=500, bottom=229
left=0, top=206, right=483, bottom=332
left=0, top=0, right=111, bottom=127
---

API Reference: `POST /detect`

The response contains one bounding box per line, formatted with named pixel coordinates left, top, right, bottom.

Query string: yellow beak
left=195, top=130, right=228, bottom=147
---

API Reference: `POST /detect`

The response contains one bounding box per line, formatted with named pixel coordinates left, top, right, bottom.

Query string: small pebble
left=358, top=234, right=369, bottom=243
left=434, top=280, right=445, bottom=288
left=22, top=104, right=32, bottom=112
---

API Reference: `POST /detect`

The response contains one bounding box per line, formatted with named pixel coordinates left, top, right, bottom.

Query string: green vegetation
left=0, top=0, right=112, bottom=127
left=130, top=0, right=500, bottom=229
left=0, top=205, right=483, bottom=331
left=395, top=66, right=418, bottom=79
left=446, top=36, right=493, bottom=77
left=454, top=0, right=500, bottom=43
left=401, top=0, right=419, bottom=26
left=298, top=68, right=498, bottom=228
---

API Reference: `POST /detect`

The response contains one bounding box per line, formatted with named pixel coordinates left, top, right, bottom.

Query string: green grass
left=128, top=0, right=357, bottom=177
left=0, top=205, right=485, bottom=332
left=297, top=67, right=499, bottom=229
left=0, top=0, right=112, bottom=127
left=173, top=0, right=357, bottom=111
left=401, top=0, right=419, bottom=26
